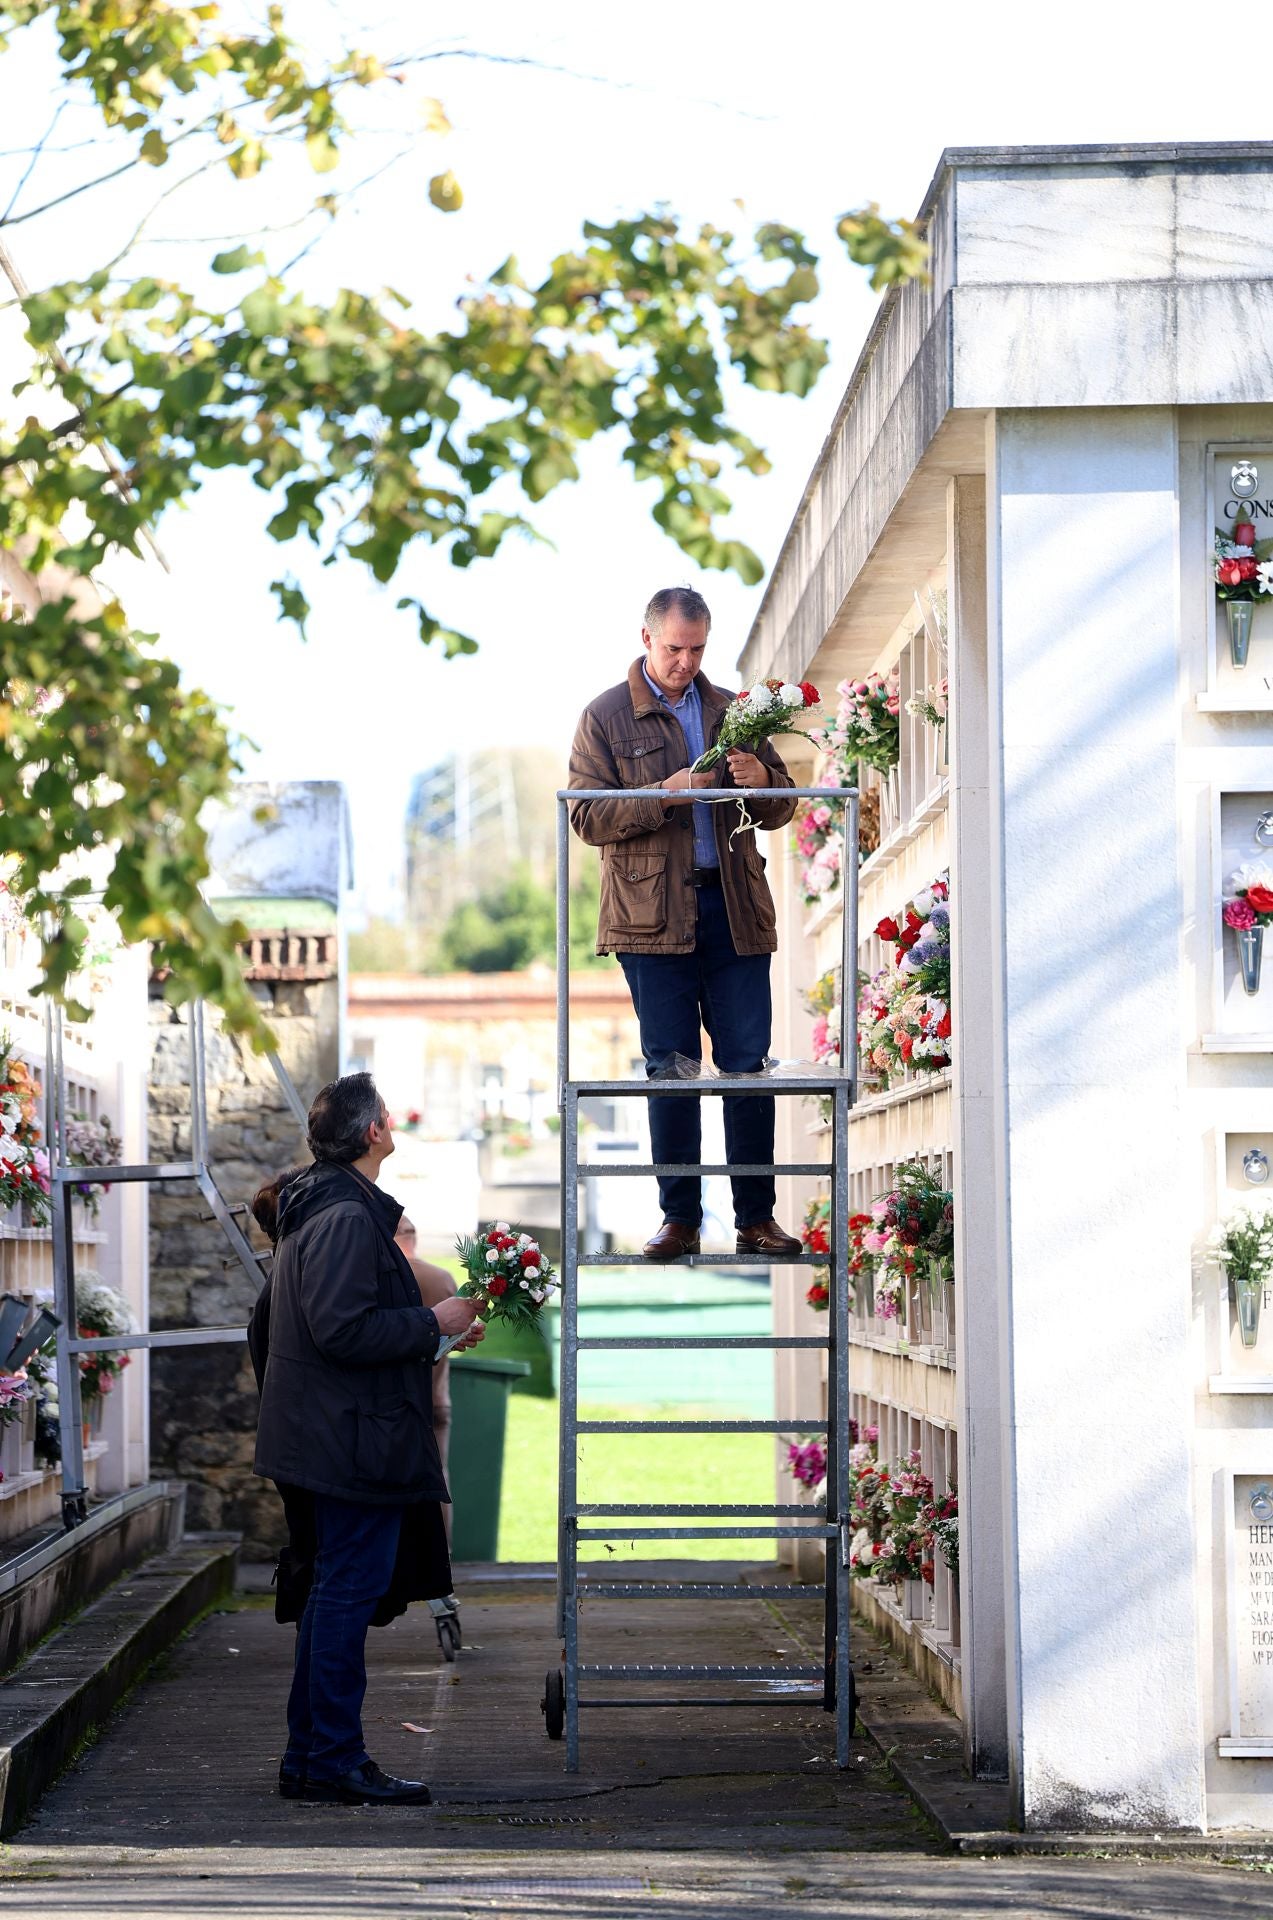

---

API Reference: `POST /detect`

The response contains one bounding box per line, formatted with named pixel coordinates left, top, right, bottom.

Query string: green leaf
left=140, top=129, right=169, bottom=167
left=428, top=170, right=463, bottom=213
left=211, top=245, right=263, bottom=276
left=305, top=129, right=340, bottom=174
left=271, top=578, right=311, bottom=635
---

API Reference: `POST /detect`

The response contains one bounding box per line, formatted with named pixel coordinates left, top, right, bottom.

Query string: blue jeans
left=618, top=885, right=775, bottom=1229
left=285, top=1494, right=404, bottom=1780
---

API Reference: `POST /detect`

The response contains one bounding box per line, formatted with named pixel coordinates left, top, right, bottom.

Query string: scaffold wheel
left=542, top=1668, right=565, bottom=1740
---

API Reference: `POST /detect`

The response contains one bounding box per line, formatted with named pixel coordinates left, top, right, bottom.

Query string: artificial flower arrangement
left=1206, top=1200, right=1273, bottom=1348
left=847, top=1431, right=891, bottom=1578
left=1224, top=863, right=1273, bottom=937
left=792, top=797, right=844, bottom=908
left=27, top=1348, right=60, bottom=1469
left=690, top=678, right=820, bottom=773
left=925, top=1487, right=959, bottom=1580
left=906, top=679, right=948, bottom=731
left=802, top=966, right=843, bottom=1069
left=873, top=1450, right=936, bottom=1586
left=455, top=1220, right=559, bottom=1327
left=0, top=1036, right=51, bottom=1226
left=787, top=1417, right=876, bottom=1518
left=800, top=1195, right=876, bottom=1313
left=858, top=876, right=951, bottom=1084
left=810, top=670, right=900, bottom=775
left=64, top=1112, right=123, bottom=1218
left=1214, top=512, right=1273, bottom=603
left=76, top=1277, right=134, bottom=1402
left=864, top=1160, right=954, bottom=1322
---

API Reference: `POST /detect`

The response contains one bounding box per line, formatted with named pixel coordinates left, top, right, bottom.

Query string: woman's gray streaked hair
left=644, top=586, right=712, bottom=634
left=306, top=1072, right=384, bottom=1165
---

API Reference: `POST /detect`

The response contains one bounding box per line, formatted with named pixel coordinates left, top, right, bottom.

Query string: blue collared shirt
left=642, top=662, right=718, bottom=869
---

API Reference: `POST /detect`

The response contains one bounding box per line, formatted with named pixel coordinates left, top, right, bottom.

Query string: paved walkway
left=3, top=1571, right=1269, bottom=1917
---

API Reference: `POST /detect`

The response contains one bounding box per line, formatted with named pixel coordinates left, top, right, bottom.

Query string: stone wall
left=147, top=974, right=338, bottom=1559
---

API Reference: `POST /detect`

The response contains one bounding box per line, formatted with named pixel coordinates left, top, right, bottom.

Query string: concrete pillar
left=948, top=470, right=1010, bottom=1779
left=987, top=407, right=1204, bottom=1829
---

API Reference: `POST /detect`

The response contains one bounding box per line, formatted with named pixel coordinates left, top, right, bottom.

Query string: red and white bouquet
left=455, top=1220, right=558, bottom=1327
left=1215, top=513, right=1273, bottom=603
left=691, top=678, right=819, bottom=773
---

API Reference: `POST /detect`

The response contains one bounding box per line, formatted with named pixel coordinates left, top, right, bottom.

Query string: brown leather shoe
left=643, top=1220, right=701, bottom=1261
left=736, top=1219, right=803, bottom=1258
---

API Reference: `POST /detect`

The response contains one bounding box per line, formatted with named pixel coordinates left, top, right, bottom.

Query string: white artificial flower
left=517, top=1233, right=532, bottom=1249
left=912, top=887, right=934, bottom=916
left=524, top=1264, right=540, bottom=1281
left=747, top=683, right=774, bottom=713
left=531, top=1287, right=547, bottom=1304
left=519, top=1278, right=530, bottom=1289
left=485, top=1248, right=500, bottom=1265
left=1259, top=561, right=1273, bottom=596
left=494, top=1220, right=511, bottom=1234
left=1226, top=542, right=1256, bottom=559
left=1233, top=862, right=1273, bottom=893
left=778, top=683, right=804, bottom=707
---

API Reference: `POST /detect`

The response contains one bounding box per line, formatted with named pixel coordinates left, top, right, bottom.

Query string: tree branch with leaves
left=0, top=0, right=928, bottom=1036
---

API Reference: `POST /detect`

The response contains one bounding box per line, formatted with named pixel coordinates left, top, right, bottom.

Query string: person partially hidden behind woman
left=250, top=1074, right=483, bottom=1807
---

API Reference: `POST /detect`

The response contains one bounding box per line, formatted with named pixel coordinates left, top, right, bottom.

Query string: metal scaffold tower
left=43, top=997, right=307, bottom=1529
left=544, top=783, right=859, bottom=1770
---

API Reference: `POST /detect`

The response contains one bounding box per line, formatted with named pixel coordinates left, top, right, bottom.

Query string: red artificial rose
left=486, top=1230, right=500, bottom=1244
left=1240, top=556, right=1260, bottom=581
left=1235, top=521, right=1257, bottom=546
left=875, top=916, right=899, bottom=941
left=1246, top=886, right=1273, bottom=915
left=520, top=1247, right=540, bottom=1268
left=898, top=929, right=920, bottom=951
left=899, top=1034, right=914, bottom=1061
left=936, top=1009, right=952, bottom=1039
left=1218, top=560, right=1244, bottom=588
left=487, top=1275, right=508, bottom=1297
left=738, top=690, right=750, bottom=700
left=799, top=681, right=820, bottom=704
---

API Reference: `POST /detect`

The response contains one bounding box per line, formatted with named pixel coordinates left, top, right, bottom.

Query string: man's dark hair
left=306, top=1072, right=384, bottom=1165
left=645, top=586, right=712, bottom=634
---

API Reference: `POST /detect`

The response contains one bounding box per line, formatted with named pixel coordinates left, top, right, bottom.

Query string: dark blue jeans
left=285, top=1493, right=404, bottom=1780
left=618, top=885, right=775, bottom=1229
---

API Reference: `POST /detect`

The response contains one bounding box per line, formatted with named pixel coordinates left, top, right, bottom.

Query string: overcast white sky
left=0, top=0, right=1234, bottom=913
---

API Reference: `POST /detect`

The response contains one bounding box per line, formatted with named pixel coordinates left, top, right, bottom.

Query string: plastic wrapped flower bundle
left=455, top=1221, right=558, bottom=1326
left=690, top=678, right=820, bottom=773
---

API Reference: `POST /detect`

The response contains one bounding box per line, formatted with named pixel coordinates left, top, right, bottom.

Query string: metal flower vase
left=1238, top=925, right=1265, bottom=997
left=1233, top=1272, right=1266, bottom=1349
left=1227, top=599, right=1255, bottom=671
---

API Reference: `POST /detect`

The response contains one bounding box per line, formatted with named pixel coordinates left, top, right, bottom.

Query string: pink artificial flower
left=1224, top=898, right=1258, bottom=930
left=31, top=1147, right=51, bottom=1195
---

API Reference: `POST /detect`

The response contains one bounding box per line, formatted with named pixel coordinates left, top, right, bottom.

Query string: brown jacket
left=568, top=659, right=797, bottom=957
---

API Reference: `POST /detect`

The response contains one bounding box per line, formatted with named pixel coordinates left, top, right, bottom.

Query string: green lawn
left=496, top=1393, right=775, bottom=1562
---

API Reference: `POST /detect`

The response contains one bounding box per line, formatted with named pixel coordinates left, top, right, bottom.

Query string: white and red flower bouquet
left=1215, top=512, right=1273, bottom=603
left=455, top=1220, right=558, bottom=1328
left=691, top=678, right=820, bottom=773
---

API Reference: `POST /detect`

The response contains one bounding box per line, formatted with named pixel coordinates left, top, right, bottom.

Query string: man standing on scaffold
left=568, top=585, right=803, bottom=1262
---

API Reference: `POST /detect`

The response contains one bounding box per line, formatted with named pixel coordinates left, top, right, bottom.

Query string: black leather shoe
left=737, top=1219, right=803, bottom=1258
left=278, top=1761, right=307, bottom=1799
left=643, top=1220, right=701, bottom=1261
left=306, top=1759, right=432, bottom=1806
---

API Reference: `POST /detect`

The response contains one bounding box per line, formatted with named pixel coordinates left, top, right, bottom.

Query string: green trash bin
left=447, top=1354, right=531, bottom=1562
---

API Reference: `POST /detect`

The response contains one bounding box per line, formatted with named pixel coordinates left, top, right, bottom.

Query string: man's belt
left=690, top=866, right=722, bottom=888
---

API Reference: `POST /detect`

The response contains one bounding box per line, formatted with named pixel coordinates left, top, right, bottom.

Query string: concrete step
left=0, top=1531, right=238, bottom=1836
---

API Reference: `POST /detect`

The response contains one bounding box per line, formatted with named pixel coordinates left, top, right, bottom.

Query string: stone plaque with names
left=1232, top=1476, right=1273, bottom=1742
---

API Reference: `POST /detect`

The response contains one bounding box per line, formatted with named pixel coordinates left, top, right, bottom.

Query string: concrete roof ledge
left=739, top=140, right=1273, bottom=688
